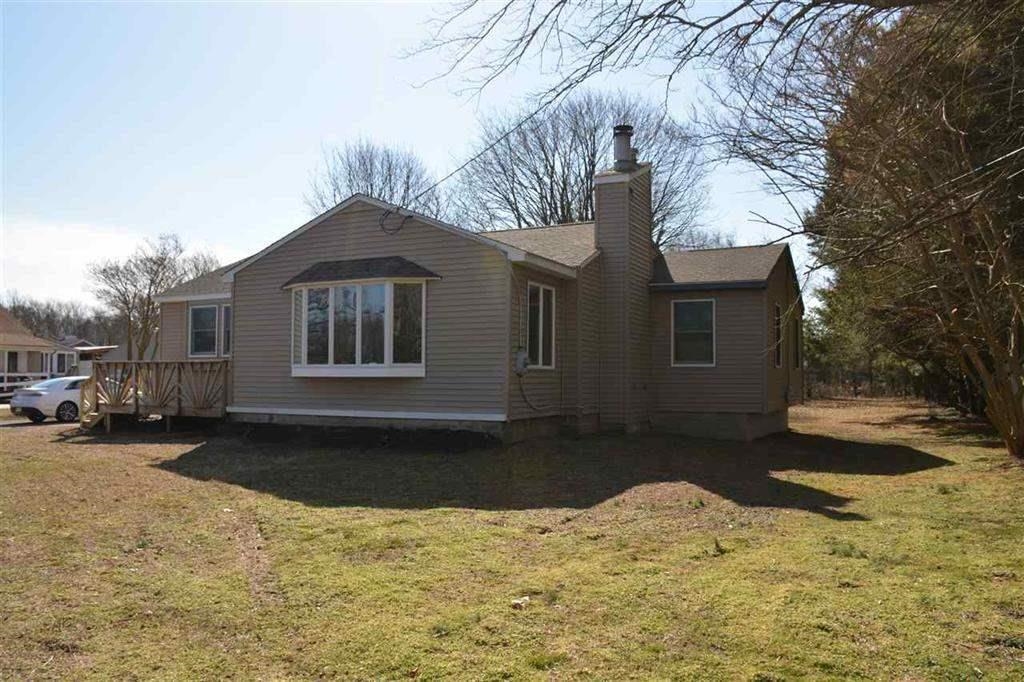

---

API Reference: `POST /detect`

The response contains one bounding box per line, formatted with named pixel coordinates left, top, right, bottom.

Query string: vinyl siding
left=627, top=175, right=653, bottom=423
left=508, top=266, right=569, bottom=420
left=650, top=289, right=766, bottom=414
left=576, top=258, right=601, bottom=417
left=158, top=299, right=231, bottom=361
left=595, top=180, right=630, bottom=425
left=594, top=168, right=653, bottom=428
left=231, top=202, right=509, bottom=417
left=765, top=254, right=803, bottom=411
left=159, top=302, right=187, bottom=361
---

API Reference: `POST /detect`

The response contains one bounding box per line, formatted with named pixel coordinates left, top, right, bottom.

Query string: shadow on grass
left=151, top=429, right=950, bottom=519
left=870, top=411, right=1004, bottom=449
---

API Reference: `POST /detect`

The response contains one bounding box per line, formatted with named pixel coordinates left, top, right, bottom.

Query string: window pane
left=7, top=352, right=17, bottom=373
left=360, top=284, right=385, bottom=364
left=57, top=354, right=67, bottom=372
left=333, top=286, right=357, bottom=365
left=292, top=290, right=303, bottom=364
left=527, top=285, right=540, bottom=365
left=222, top=306, right=232, bottom=354
left=306, top=288, right=330, bottom=364
left=542, top=287, right=554, bottom=367
left=393, top=283, right=423, bottom=364
left=673, top=301, right=714, bottom=364
left=191, top=306, right=217, bottom=355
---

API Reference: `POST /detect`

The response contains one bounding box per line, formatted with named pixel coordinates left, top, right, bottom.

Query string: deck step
left=80, top=412, right=103, bottom=429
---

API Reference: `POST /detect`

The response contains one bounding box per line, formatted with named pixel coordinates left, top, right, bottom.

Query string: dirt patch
left=231, top=512, right=282, bottom=607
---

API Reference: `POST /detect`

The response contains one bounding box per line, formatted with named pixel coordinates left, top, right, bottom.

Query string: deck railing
left=80, top=360, right=231, bottom=429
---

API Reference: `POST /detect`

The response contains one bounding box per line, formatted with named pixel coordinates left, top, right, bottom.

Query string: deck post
left=104, top=412, right=112, bottom=434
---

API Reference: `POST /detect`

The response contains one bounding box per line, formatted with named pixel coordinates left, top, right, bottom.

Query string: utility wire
left=378, top=97, right=563, bottom=234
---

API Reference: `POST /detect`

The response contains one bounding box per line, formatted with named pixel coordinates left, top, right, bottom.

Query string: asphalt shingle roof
left=157, top=262, right=238, bottom=300
left=281, top=256, right=441, bottom=288
left=485, top=223, right=597, bottom=268
left=652, top=244, right=787, bottom=289
left=0, top=308, right=58, bottom=350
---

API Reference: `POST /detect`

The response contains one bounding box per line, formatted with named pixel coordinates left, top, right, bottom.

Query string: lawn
left=1, top=400, right=1023, bottom=679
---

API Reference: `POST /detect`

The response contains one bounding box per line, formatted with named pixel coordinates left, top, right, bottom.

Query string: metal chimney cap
left=613, top=124, right=634, bottom=135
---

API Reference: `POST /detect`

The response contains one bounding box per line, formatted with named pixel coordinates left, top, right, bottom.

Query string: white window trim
left=292, top=279, right=427, bottom=378
left=774, top=303, right=783, bottom=368
left=188, top=304, right=220, bottom=358
left=527, top=281, right=556, bottom=370
left=670, top=298, right=716, bottom=368
left=220, top=304, right=232, bottom=357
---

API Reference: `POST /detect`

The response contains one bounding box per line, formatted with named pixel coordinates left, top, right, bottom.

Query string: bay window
left=291, top=280, right=426, bottom=377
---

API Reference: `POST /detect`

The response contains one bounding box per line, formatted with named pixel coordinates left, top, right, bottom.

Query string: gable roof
left=651, top=244, right=788, bottom=290
left=0, top=308, right=60, bottom=351
left=486, top=223, right=598, bottom=268
left=282, top=257, right=441, bottom=288
left=222, top=194, right=577, bottom=283
left=154, top=261, right=240, bottom=303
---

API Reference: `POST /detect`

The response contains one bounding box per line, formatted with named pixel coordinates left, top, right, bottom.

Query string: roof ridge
left=664, top=243, right=785, bottom=255
left=487, top=221, right=594, bottom=234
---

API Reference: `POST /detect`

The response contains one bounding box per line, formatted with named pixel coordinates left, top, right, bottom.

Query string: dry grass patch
left=1, top=399, right=1023, bottom=678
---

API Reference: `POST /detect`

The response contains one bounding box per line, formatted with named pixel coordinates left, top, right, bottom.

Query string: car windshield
left=30, top=378, right=67, bottom=390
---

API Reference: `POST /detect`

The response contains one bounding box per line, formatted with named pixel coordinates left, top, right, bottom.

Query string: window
left=189, top=305, right=218, bottom=356
left=65, top=379, right=82, bottom=391
left=774, top=304, right=783, bottom=368
left=292, top=280, right=426, bottom=377
left=527, top=282, right=555, bottom=368
left=57, top=353, right=67, bottom=373
left=6, top=351, right=17, bottom=373
left=672, top=300, right=715, bottom=366
left=221, top=305, right=232, bottom=356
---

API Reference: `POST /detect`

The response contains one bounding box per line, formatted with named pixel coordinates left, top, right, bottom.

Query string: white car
left=9, top=376, right=89, bottom=424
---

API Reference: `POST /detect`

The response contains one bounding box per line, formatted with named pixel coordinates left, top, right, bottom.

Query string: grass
left=1, top=399, right=1023, bottom=678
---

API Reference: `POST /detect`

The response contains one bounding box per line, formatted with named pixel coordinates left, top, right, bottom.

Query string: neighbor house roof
left=0, top=308, right=60, bottom=351
left=282, top=256, right=442, bottom=288
left=154, top=261, right=241, bottom=303
left=485, top=223, right=598, bottom=268
left=651, top=244, right=788, bottom=291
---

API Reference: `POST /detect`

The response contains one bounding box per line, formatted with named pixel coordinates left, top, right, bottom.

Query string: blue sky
left=2, top=1, right=805, bottom=305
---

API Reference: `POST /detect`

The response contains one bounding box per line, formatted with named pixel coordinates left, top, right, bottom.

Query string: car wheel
left=56, top=401, right=79, bottom=423
left=28, top=412, right=46, bottom=424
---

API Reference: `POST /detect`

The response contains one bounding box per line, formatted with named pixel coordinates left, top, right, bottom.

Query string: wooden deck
left=80, top=360, right=230, bottom=430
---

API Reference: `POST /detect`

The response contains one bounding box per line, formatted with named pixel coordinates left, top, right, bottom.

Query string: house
left=0, top=308, right=79, bottom=397
left=57, top=335, right=119, bottom=377
left=151, top=125, right=803, bottom=441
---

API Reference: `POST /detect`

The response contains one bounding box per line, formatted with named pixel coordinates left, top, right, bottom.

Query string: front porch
left=80, top=360, right=230, bottom=430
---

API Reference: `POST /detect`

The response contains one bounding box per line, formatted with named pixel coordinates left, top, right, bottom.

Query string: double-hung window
left=672, top=299, right=715, bottom=366
left=189, top=305, right=219, bottom=357
left=527, top=282, right=555, bottom=368
left=291, top=280, right=426, bottom=377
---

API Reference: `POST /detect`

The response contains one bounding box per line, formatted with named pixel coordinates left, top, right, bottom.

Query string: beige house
left=154, top=125, right=803, bottom=440
left=1, top=308, right=79, bottom=397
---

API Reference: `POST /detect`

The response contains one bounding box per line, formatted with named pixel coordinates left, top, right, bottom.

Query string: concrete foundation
left=650, top=409, right=788, bottom=441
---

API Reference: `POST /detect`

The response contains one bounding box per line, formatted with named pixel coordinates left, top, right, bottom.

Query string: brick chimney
left=594, top=124, right=653, bottom=431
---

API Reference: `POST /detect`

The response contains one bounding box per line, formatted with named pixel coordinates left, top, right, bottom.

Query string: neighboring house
left=153, top=125, right=803, bottom=440
left=0, top=308, right=79, bottom=397
left=57, top=335, right=119, bottom=376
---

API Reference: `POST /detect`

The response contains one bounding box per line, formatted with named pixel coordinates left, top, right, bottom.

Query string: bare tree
left=89, top=235, right=219, bottom=361
left=0, top=291, right=120, bottom=345
left=451, top=91, right=723, bottom=248
left=306, top=139, right=444, bottom=218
